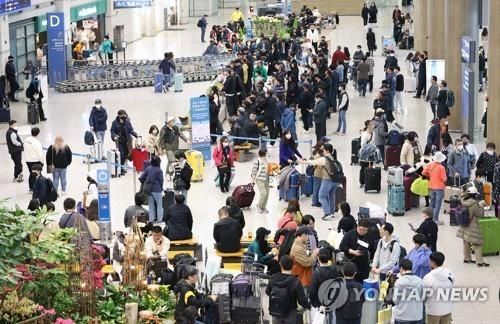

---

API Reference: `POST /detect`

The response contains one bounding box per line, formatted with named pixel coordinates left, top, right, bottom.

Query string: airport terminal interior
left=0, top=0, right=499, bottom=323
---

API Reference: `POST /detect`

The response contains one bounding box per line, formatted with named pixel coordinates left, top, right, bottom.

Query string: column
left=0, top=16, right=10, bottom=70
left=427, top=0, right=445, bottom=59
left=487, top=0, right=500, bottom=145
left=414, top=0, right=429, bottom=51
left=54, top=0, right=71, bottom=45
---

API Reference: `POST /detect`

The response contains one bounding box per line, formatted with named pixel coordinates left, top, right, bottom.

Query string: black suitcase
left=0, top=108, right=11, bottom=123
left=364, top=167, right=381, bottom=193
left=162, top=189, right=175, bottom=221
left=231, top=296, right=261, bottom=324
left=449, top=195, right=460, bottom=226
left=27, top=103, right=39, bottom=124
left=351, top=138, right=361, bottom=165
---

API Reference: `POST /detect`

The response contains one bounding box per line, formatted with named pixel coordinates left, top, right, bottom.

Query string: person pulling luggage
left=159, top=116, right=190, bottom=178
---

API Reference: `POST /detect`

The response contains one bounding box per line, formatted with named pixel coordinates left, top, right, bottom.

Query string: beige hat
left=167, top=116, right=176, bottom=123
left=432, top=151, right=447, bottom=163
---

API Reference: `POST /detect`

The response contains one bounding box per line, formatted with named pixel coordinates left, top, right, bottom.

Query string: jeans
left=358, top=79, right=368, bottom=96
left=53, top=168, right=67, bottom=192
left=394, top=91, right=404, bottom=113
left=336, top=110, right=346, bottom=134
left=148, top=191, right=164, bottom=223
left=319, top=179, right=338, bottom=215
left=312, top=176, right=322, bottom=205
left=256, top=180, right=270, bottom=209
left=430, top=103, right=437, bottom=118
left=10, top=151, right=23, bottom=178
left=430, top=189, right=444, bottom=222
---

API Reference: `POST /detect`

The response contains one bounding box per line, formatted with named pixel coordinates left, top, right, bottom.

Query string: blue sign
left=47, top=12, right=66, bottom=87
left=245, top=19, right=253, bottom=39
left=190, top=96, right=211, bottom=161
left=0, top=0, right=31, bottom=16
left=461, top=36, right=476, bottom=64
left=96, top=169, right=110, bottom=222
left=113, top=0, right=151, bottom=9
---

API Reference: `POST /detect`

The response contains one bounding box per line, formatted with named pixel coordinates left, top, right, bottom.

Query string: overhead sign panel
left=113, top=0, right=151, bottom=9
left=0, top=0, right=31, bottom=16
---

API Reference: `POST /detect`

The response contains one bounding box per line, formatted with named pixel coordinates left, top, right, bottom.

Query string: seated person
left=247, top=227, right=281, bottom=274
left=124, top=193, right=149, bottom=228
left=213, top=206, right=242, bottom=253
left=164, top=194, right=193, bottom=241
left=226, top=196, right=245, bottom=229
left=276, top=206, right=299, bottom=245
left=59, top=197, right=90, bottom=234
left=145, top=226, right=170, bottom=261
left=112, top=231, right=126, bottom=281
left=85, top=199, right=100, bottom=240
left=243, top=112, right=267, bottom=145
left=229, top=117, right=245, bottom=146
left=203, top=39, right=219, bottom=56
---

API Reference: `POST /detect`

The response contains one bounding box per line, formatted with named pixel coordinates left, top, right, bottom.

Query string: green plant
left=139, top=286, right=176, bottom=319
left=0, top=290, right=39, bottom=323
left=52, top=291, right=78, bottom=318
left=96, top=299, right=124, bottom=323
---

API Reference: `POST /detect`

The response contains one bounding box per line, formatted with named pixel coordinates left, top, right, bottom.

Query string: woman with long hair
left=46, top=136, right=72, bottom=194
left=213, top=136, right=235, bottom=193
left=279, top=128, right=302, bottom=168
left=246, top=227, right=281, bottom=274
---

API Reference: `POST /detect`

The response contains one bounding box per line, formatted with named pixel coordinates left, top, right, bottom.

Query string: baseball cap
left=167, top=116, right=176, bottom=123
left=256, top=227, right=271, bottom=237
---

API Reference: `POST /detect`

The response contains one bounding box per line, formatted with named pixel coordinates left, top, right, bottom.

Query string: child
left=251, top=149, right=270, bottom=213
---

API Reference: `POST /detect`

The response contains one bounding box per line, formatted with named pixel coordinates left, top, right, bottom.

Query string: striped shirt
left=251, top=158, right=269, bottom=183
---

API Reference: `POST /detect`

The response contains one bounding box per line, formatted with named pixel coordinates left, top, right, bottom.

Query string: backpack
left=173, top=254, right=196, bottom=283
left=110, top=42, right=116, bottom=51
left=325, top=155, right=344, bottom=183
left=389, top=240, right=407, bottom=265
left=446, top=90, right=455, bottom=107
left=274, top=219, right=296, bottom=258
left=231, top=274, right=252, bottom=297
left=455, top=205, right=470, bottom=226
left=269, top=285, right=291, bottom=317
left=338, top=285, right=362, bottom=320
left=197, top=19, right=203, bottom=28
left=84, top=130, right=95, bottom=146
left=386, top=130, right=403, bottom=146
left=45, top=177, right=58, bottom=202
left=163, top=126, right=177, bottom=144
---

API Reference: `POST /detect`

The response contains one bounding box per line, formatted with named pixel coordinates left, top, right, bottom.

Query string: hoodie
left=392, top=245, right=432, bottom=279
left=372, top=237, right=401, bottom=274
left=173, top=280, right=213, bottom=320
left=24, top=136, right=44, bottom=163
left=309, top=265, right=341, bottom=307
left=423, top=266, right=454, bottom=316
left=392, top=273, right=424, bottom=321
left=266, top=272, right=310, bottom=313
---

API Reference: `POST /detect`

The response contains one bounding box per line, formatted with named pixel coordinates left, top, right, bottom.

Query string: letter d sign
left=49, top=15, right=60, bottom=27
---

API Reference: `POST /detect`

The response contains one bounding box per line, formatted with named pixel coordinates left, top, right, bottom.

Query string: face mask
left=457, top=145, right=464, bottom=151
left=95, top=105, right=101, bottom=109
left=13, top=126, right=18, bottom=131
left=285, top=134, right=292, bottom=140
left=120, top=116, right=126, bottom=120
left=152, top=130, right=158, bottom=135
left=487, top=150, right=494, bottom=156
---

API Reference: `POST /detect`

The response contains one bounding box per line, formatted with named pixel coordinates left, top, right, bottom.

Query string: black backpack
left=84, top=130, right=95, bottom=146
left=389, top=240, right=407, bottom=265
left=325, top=155, right=344, bottom=183
left=173, top=253, right=196, bottom=283
left=269, top=285, right=290, bottom=317
left=274, top=219, right=296, bottom=258
left=338, top=286, right=363, bottom=320
left=197, top=19, right=203, bottom=28
left=163, top=126, right=177, bottom=144
left=45, top=177, right=58, bottom=202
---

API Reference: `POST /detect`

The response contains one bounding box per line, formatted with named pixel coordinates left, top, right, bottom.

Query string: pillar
left=427, top=0, right=445, bottom=59
left=487, top=0, right=500, bottom=145
left=0, top=16, right=10, bottom=72
left=54, top=0, right=72, bottom=45
left=414, top=0, right=429, bottom=51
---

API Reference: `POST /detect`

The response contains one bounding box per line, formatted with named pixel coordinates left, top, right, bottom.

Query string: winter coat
left=173, top=280, right=213, bottom=321
left=366, top=31, right=376, bottom=51
left=290, top=239, right=315, bottom=286
left=447, top=149, right=471, bottom=179
left=280, top=108, right=296, bottom=137
left=24, top=136, right=44, bottom=163
left=279, top=140, right=302, bottom=166
left=372, top=238, right=401, bottom=274
left=266, top=273, right=310, bottom=312
left=212, top=145, right=235, bottom=168
left=368, top=6, right=378, bottom=23
left=110, top=117, right=138, bottom=144
left=46, top=145, right=72, bottom=169
left=213, top=217, right=242, bottom=253
left=436, top=88, right=450, bottom=119
left=139, top=166, right=164, bottom=193
left=423, top=267, right=454, bottom=316
left=476, top=151, right=498, bottom=182
left=456, top=198, right=484, bottom=245
left=309, top=265, right=341, bottom=307
left=372, top=117, right=388, bottom=146
left=145, top=133, right=160, bottom=156
left=313, top=99, right=327, bottom=124
left=400, top=140, right=420, bottom=166
left=392, top=273, right=424, bottom=321
left=159, top=124, right=187, bottom=152
left=227, top=204, right=245, bottom=229
left=89, top=107, right=108, bottom=132
left=164, top=203, right=193, bottom=240
left=416, top=218, right=438, bottom=252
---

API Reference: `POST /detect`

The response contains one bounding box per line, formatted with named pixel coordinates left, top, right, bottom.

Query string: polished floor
left=0, top=7, right=497, bottom=323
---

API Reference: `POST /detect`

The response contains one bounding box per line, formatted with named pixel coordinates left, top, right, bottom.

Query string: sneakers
left=463, top=260, right=476, bottom=264
left=61, top=191, right=67, bottom=196
left=321, top=214, right=335, bottom=221
left=16, top=174, right=24, bottom=183
left=477, top=262, right=490, bottom=267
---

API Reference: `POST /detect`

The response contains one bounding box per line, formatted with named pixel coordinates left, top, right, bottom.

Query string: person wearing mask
left=400, top=132, right=421, bottom=166
left=279, top=128, right=302, bottom=168
left=100, top=35, right=114, bottom=64
left=31, top=163, right=49, bottom=206
left=170, top=151, right=193, bottom=200
left=247, top=227, right=280, bottom=274
left=212, top=136, right=235, bottom=193
left=46, top=136, right=72, bottom=195
left=301, top=214, right=319, bottom=251
left=447, top=138, right=472, bottom=185
left=159, top=52, right=176, bottom=90
left=423, top=252, right=454, bottom=324
left=338, top=202, right=357, bottom=234
left=371, top=222, right=401, bottom=280
left=5, top=56, right=19, bottom=101
left=209, top=94, right=223, bottom=144
left=392, top=234, right=432, bottom=279
left=460, top=134, right=479, bottom=168
left=203, top=39, right=219, bottom=56
left=394, top=66, right=405, bottom=114
left=89, top=98, right=108, bottom=157
left=441, top=132, right=454, bottom=158
left=164, top=194, right=193, bottom=241
left=392, top=259, right=424, bottom=324
left=6, top=120, right=24, bottom=183
left=139, top=156, right=164, bottom=224
left=266, top=255, right=311, bottom=323
left=426, top=118, right=447, bottom=151
left=476, top=142, right=498, bottom=183
left=145, top=226, right=170, bottom=261
left=361, top=3, right=369, bottom=26
left=213, top=206, right=242, bottom=253
left=335, top=83, right=349, bottom=136
left=159, top=116, right=190, bottom=176
left=435, top=80, right=451, bottom=119
left=25, top=76, right=47, bottom=121
left=368, top=2, right=378, bottom=25
left=251, top=149, right=270, bottom=213
left=313, top=93, right=327, bottom=141
left=426, top=76, right=439, bottom=119
left=111, top=110, right=138, bottom=175
left=458, top=186, right=489, bottom=267
left=336, top=262, right=364, bottom=324
left=372, top=109, right=388, bottom=162
left=280, top=104, right=297, bottom=139
left=59, top=198, right=90, bottom=234
left=24, top=127, right=43, bottom=191
left=174, top=266, right=217, bottom=323
left=422, top=152, right=448, bottom=225
left=145, top=125, right=161, bottom=158
left=410, top=207, right=439, bottom=252
left=124, top=193, right=149, bottom=228
left=357, top=57, right=370, bottom=97
left=225, top=196, right=245, bottom=229
left=339, top=219, right=371, bottom=282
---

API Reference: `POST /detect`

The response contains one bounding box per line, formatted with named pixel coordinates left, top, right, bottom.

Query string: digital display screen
left=0, top=0, right=31, bottom=16
left=113, top=0, right=151, bottom=9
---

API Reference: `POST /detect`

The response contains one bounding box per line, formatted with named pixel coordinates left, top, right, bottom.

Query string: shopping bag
left=379, top=280, right=389, bottom=302
left=377, top=305, right=392, bottom=324
left=410, top=177, right=429, bottom=196
left=311, top=308, right=326, bottom=324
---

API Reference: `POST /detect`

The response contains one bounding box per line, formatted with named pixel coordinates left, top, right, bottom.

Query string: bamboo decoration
left=123, top=216, right=147, bottom=291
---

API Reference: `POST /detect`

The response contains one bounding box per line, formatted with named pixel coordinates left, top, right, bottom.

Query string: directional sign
left=0, top=0, right=31, bottom=17
left=96, top=169, right=110, bottom=222
left=113, top=0, right=151, bottom=9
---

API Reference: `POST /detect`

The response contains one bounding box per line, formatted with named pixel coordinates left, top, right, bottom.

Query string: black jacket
left=337, top=214, right=357, bottom=234
left=417, top=218, right=438, bottom=252
left=223, top=75, right=236, bottom=94
left=6, top=128, right=23, bottom=154
left=313, top=99, right=327, bottom=124
left=309, top=265, right=341, bottom=307
left=209, top=99, right=220, bottom=126
left=46, top=145, right=72, bottom=169
left=213, top=217, right=242, bottom=253
left=436, top=88, right=450, bottom=119
left=366, top=31, right=376, bottom=50
left=264, top=96, right=278, bottom=123
left=384, top=56, right=398, bottom=69
left=336, top=279, right=364, bottom=320
left=164, top=203, right=193, bottom=241
left=33, top=175, right=48, bottom=204
left=396, top=74, right=404, bottom=91
left=227, top=204, right=245, bottom=229
left=173, top=280, right=213, bottom=321
left=339, top=229, right=370, bottom=281
left=266, top=272, right=310, bottom=312
left=418, top=59, right=427, bottom=82
left=5, top=61, right=16, bottom=80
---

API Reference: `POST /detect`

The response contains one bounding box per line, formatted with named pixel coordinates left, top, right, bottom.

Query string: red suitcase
left=232, top=183, right=256, bottom=208
left=403, top=175, right=416, bottom=211
left=384, top=145, right=402, bottom=169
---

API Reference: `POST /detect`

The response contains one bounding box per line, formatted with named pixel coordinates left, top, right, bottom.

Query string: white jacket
left=423, top=266, right=454, bottom=316
left=371, top=237, right=401, bottom=274
left=24, top=136, right=44, bottom=163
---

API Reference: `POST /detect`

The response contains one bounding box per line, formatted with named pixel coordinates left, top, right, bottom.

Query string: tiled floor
left=0, top=6, right=497, bottom=323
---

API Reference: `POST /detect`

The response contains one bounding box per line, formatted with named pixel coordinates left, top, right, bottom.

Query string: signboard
left=113, top=0, right=152, bottom=9
left=70, top=0, right=107, bottom=22
left=462, top=66, right=475, bottom=140
left=461, top=36, right=476, bottom=63
left=96, top=169, right=110, bottom=222
left=190, top=96, right=211, bottom=161
left=244, top=19, right=253, bottom=39
left=426, top=59, right=446, bottom=92
left=0, top=0, right=31, bottom=17
left=47, top=12, right=67, bottom=87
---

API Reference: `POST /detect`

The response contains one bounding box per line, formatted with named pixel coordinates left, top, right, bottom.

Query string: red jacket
left=212, top=145, right=235, bottom=167
left=331, top=50, right=346, bottom=66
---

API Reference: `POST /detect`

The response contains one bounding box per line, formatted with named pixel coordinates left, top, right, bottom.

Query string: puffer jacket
left=372, top=117, right=388, bottom=146
left=447, top=149, right=471, bottom=179
left=456, top=197, right=484, bottom=245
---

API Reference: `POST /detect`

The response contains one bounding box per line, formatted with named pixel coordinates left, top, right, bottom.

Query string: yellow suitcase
left=185, top=150, right=204, bottom=182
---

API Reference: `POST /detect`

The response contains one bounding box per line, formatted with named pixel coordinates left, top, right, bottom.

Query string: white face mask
left=95, top=105, right=101, bottom=109
left=285, top=134, right=292, bottom=140
left=487, top=150, right=494, bottom=156
left=152, top=130, right=158, bottom=135
left=457, top=145, right=464, bottom=151
left=13, top=126, right=18, bottom=131
left=222, top=142, right=229, bottom=147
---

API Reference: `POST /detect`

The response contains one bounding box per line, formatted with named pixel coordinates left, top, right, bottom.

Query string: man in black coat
left=313, top=93, right=327, bottom=142
left=413, top=207, right=438, bottom=252
left=309, top=249, right=341, bottom=314
left=263, top=91, right=278, bottom=143
left=339, top=219, right=371, bottom=283
left=298, top=84, right=314, bottom=133
left=26, top=77, right=47, bottom=121
left=213, top=206, right=242, bottom=253
left=415, top=54, right=427, bottom=98
left=164, top=194, right=193, bottom=241
left=5, top=56, right=19, bottom=102
left=223, top=69, right=237, bottom=117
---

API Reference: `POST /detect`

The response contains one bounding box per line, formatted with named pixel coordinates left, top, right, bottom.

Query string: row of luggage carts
left=55, top=54, right=235, bottom=93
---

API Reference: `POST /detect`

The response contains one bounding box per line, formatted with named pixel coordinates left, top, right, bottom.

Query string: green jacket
left=253, top=65, right=268, bottom=81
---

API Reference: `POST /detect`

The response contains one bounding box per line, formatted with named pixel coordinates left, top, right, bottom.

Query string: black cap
left=296, top=226, right=312, bottom=236
left=256, top=227, right=271, bottom=237
left=95, top=99, right=102, bottom=104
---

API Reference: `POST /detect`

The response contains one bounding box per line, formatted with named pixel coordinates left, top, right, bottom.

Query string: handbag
left=410, top=177, right=429, bottom=196
left=47, top=147, right=55, bottom=174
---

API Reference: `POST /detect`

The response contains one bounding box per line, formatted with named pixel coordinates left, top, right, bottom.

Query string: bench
left=168, top=250, right=194, bottom=261
left=169, top=237, right=202, bottom=261
left=233, top=143, right=255, bottom=162
left=216, top=248, right=246, bottom=264
left=240, top=237, right=274, bottom=248
left=223, top=263, right=242, bottom=271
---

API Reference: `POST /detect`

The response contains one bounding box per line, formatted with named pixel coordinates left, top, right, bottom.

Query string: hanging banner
left=190, top=96, right=211, bottom=161
left=47, top=12, right=67, bottom=87
left=113, top=0, right=151, bottom=9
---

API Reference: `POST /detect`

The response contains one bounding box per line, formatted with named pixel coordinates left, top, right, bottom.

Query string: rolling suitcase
left=387, top=166, right=404, bottom=186
left=185, top=150, right=204, bottom=182
left=0, top=108, right=11, bottom=123
left=483, top=182, right=492, bottom=207
left=351, top=137, right=361, bottom=165
left=403, top=175, right=416, bottom=211
left=232, top=183, right=255, bottom=208
left=404, top=77, right=417, bottom=92
left=443, top=177, right=462, bottom=213
left=334, top=175, right=347, bottom=211
left=384, top=145, right=402, bottom=169
left=301, top=175, right=314, bottom=196
left=387, top=185, right=405, bottom=216
left=107, top=149, right=121, bottom=178
left=211, top=274, right=233, bottom=323
left=364, top=167, right=381, bottom=193
left=27, top=103, right=40, bottom=124
left=231, top=296, right=261, bottom=324
left=154, top=72, right=163, bottom=93
left=174, top=73, right=184, bottom=92
left=479, top=217, right=500, bottom=255
left=448, top=195, right=460, bottom=226
left=279, top=171, right=301, bottom=201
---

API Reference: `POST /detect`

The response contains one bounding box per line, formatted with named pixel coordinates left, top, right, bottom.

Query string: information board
left=47, top=12, right=67, bottom=87
left=190, top=96, right=211, bottom=161
left=113, top=0, right=151, bottom=9
left=0, top=0, right=31, bottom=16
